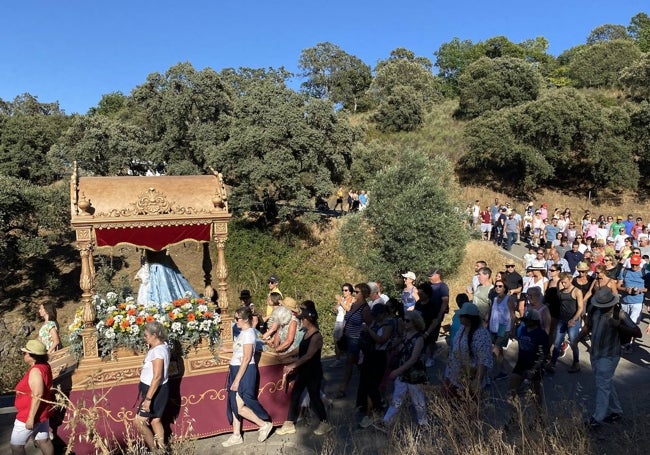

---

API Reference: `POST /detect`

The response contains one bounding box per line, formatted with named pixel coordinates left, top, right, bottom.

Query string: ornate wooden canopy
left=69, top=162, right=232, bottom=358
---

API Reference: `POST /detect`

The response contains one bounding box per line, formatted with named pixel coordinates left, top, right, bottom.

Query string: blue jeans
left=551, top=319, right=581, bottom=364
left=590, top=356, right=622, bottom=422
left=505, top=232, right=517, bottom=250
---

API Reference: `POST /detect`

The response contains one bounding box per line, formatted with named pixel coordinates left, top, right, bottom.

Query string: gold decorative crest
left=96, top=188, right=211, bottom=218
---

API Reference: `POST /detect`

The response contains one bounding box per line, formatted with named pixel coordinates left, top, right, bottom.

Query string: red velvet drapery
left=95, top=224, right=211, bottom=251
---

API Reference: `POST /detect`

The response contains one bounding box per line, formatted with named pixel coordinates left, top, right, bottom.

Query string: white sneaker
left=258, top=421, right=273, bottom=442
left=221, top=434, right=243, bottom=447
left=313, top=421, right=333, bottom=435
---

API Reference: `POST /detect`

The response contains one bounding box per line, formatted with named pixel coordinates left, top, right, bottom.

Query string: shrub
left=340, top=150, right=469, bottom=295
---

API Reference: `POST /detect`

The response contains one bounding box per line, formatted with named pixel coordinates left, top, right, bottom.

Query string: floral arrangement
left=68, top=292, right=221, bottom=358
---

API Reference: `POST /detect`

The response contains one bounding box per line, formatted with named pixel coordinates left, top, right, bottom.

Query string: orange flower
left=121, top=320, right=130, bottom=330
left=168, top=312, right=176, bottom=320
left=118, top=304, right=126, bottom=310
left=173, top=300, right=182, bottom=307
left=187, top=313, right=195, bottom=321
left=106, top=317, right=114, bottom=326
left=127, top=308, right=136, bottom=316
left=135, top=316, right=144, bottom=325
left=203, top=312, right=212, bottom=318
left=145, top=315, right=154, bottom=323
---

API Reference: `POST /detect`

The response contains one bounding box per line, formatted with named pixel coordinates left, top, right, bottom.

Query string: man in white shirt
left=472, top=200, right=480, bottom=229
left=368, top=282, right=388, bottom=308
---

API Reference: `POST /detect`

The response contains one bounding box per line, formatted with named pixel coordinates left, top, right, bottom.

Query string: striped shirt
left=588, top=307, right=636, bottom=359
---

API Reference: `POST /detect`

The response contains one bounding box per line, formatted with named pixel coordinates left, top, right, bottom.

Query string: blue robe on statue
left=138, top=250, right=197, bottom=306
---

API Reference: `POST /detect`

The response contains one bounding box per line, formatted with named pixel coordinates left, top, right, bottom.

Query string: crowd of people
left=468, top=199, right=648, bottom=428
left=332, top=187, right=369, bottom=213
left=12, top=199, right=650, bottom=451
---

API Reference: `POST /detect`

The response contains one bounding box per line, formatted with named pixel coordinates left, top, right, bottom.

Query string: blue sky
left=1, top=0, right=646, bottom=114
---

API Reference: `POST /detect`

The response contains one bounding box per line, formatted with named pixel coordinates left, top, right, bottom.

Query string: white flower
left=182, top=302, right=193, bottom=310
left=187, top=321, right=199, bottom=330
left=172, top=308, right=182, bottom=315
left=104, top=328, right=116, bottom=339
left=197, top=304, right=208, bottom=313
left=213, top=313, right=222, bottom=323
left=199, top=320, right=212, bottom=331
left=171, top=322, right=183, bottom=334
left=114, top=315, right=124, bottom=323
left=130, top=325, right=140, bottom=336
left=128, top=315, right=136, bottom=324
left=126, top=304, right=136, bottom=311
left=125, top=296, right=135, bottom=303
left=106, top=305, right=117, bottom=313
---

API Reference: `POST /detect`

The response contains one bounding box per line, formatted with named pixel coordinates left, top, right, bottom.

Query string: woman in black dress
left=276, top=305, right=333, bottom=436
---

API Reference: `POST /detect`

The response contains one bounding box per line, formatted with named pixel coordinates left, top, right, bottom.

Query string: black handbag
left=401, top=360, right=428, bottom=384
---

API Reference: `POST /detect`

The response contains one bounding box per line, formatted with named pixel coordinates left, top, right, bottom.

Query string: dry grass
left=317, top=384, right=592, bottom=455
left=53, top=375, right=198, bottom=455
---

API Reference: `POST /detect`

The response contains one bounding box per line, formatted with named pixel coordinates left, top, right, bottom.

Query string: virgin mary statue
left=135, top=249, right=197, bottom=306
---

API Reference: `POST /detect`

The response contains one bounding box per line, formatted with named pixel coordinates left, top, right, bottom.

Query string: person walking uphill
left=222, top=307, right=273, bottom=447
left=136, top=321, right=171, bottom=453
left=10, top=340, right=54, bottom=455
left=577, top=289, right=642, bottom=429
left=547, top=272, right=584, bottom=374
left=276, top=305, right=333, bottom=436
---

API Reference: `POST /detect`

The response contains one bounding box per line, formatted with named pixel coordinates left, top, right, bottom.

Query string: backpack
left=612, top=304, right=631, bottom=345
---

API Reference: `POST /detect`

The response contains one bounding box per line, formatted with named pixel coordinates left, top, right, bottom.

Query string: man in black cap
left=578, top=288, right=641, bottom=429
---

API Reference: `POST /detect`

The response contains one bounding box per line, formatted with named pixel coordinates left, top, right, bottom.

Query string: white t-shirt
left=231, top=327, right=256, bottom=366
left=140, top=343, right=170, bottom=385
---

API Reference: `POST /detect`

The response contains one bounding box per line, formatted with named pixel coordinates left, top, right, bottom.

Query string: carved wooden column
left=76, top=226, right=99, bottom=358
left=215, top=235, right=232, bottom=343
left=215, top=237, right=229, bottom=310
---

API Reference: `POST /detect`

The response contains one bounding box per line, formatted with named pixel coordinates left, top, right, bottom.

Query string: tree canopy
left=435, top=36, right=554, bottom=96
left=566, top=39, right=642, bottom=88
left=0, top=94, right=70, bottom=185
left=628, top=12, right=650, bottom=52
left=209, top=67, right=360, bottom=216
left=586, top=24, right=630, bottom=44
left=458, top=88, right=637, bottom=195
left=298, top=42, right=372, bottom=112
left=619, top=53, right=650, bottom=101
left=457, top=56, right=543, bottom=118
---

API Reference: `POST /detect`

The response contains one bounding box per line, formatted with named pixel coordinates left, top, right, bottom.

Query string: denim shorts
left=346, top=336, right=361, bottom=356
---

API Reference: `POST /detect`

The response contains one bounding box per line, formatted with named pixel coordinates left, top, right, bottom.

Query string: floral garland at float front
left=68, top=292, right=221, bottom=358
